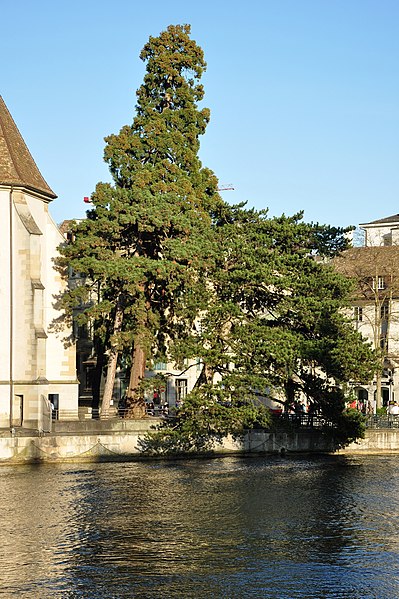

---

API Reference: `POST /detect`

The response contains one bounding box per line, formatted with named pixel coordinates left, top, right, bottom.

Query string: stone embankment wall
left=0, top=420, right=397, bottom=464
left=337, top=429, right=399, bottom=454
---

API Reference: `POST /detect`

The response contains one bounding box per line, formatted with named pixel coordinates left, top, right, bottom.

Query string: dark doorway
left=49, top=393, right=59, bottom=420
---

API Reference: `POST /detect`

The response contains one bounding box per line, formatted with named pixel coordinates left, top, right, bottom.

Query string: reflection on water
left=0, top=455, right=399, bottom=598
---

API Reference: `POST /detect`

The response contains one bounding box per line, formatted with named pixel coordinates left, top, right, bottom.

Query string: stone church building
left=0, top=96, right=78, bottom=429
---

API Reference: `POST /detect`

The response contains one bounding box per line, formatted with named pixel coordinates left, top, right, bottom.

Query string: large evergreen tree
left=170, top=207, right=376, bottom=400
left=59, top=24, right=377, bottom=449
left=59, top=24, right=223, bottom=417
left=142, top=208, right=378, bottom=453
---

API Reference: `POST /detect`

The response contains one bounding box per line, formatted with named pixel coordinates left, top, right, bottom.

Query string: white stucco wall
left=351, top=299, right=399, bottom=406
left=0, top=187, right=78, bottom=428
left=0, top=188, right=11, bottom=424
left=362, top=223, right=399, bottom=247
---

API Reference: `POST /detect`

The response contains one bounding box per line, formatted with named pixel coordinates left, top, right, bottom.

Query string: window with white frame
left=175, top=379, right=188, bottom=404
left=153, top=362, right=167, bottom=371
left=354, top=306, right=363, bottom=322
left=372, top=276, right=386, bottom=290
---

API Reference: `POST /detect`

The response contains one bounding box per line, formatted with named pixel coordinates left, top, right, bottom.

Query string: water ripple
left=0, top=455, right=399, bottom=598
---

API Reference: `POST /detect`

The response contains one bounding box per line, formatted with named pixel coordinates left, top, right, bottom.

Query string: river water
left=0, top=454, right=398, bottom=598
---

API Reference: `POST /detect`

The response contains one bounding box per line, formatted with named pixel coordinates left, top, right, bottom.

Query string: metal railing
left=77, top=405, right=171, bottom=420
left=365, top=415, right=399, bottom=429
left=273, top=413, right=334, bottom=429
left=279, top=413, right=399, bottom=430
left=44, top=407, right=399, bottom=430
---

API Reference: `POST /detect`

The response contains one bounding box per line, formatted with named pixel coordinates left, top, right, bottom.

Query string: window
left=383, top=233, right=392, bottom=246
left=153, top=362, right=167, bottom=371
left=176, top=379, right=188, bottom=404
left=354, top=306, right=363, bottom=322
left=372, top=276, right=385, bottom=290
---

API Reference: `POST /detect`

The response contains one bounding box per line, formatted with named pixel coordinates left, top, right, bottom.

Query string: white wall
left=0, top=187, right=78, bottom=427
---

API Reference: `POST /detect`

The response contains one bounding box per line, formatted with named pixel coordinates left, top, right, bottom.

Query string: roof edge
left=0, top=95, right=57, bottom=199
left=0, top=181, right=57, bottom=200
left=360, top=214, right=399, bottom=227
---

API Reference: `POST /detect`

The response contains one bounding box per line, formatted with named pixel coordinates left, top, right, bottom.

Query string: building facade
left=0, top=96, right=78, bottom=429
left=336, top=214, right=399, bottom=410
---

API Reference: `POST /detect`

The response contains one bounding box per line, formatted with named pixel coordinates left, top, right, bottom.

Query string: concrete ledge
left=0, top=424, right=335, bottom=464
left=51, top=417, right=162, bottom=434
left=1, top=425, right=398, bottom=464
left=338, top=429, right=399, bottom=454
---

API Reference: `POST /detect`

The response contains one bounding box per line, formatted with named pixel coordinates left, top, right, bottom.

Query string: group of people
left=348, top=397, right=399, bottom=417
left=146, top=400, right=169, bottom=417
left=348, top=398, right=374, bottom=414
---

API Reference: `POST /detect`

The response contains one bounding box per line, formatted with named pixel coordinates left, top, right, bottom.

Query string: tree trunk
left=101, top=351, right=119, bottom=417
left=375, top=368, right=382, bottom=410
left=91, top=337, right=105, bottom=417
left=100, top=296, right=124, bottom=418
left=125, top=342, right=147, bottom=419
left=284, top=377, right=296, bottom=408
left=373, top=286, right=382, bottom=411
left=193, top=362, right=213, bottom=388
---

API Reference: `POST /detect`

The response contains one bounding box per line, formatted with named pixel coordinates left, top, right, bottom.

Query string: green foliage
left=58, top=24, right=376, bottom=448
left=310, top=223, right=354, bottom=257
left=138, top=389, right=271, bottom=455
left=169, top=206, right=377, bottom=416
left=331, top=408, right=367, bottom=449
left=58, top=24, right=223, bottom=380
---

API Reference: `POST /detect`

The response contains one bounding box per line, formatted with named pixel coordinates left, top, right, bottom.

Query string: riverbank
left=337, top=428, right=399, bottom=455
left=0, top=419, right=398, bottom=463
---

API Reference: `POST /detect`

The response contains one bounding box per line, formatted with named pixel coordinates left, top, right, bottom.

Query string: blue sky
left=2, top=0, right=398, bottom=228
